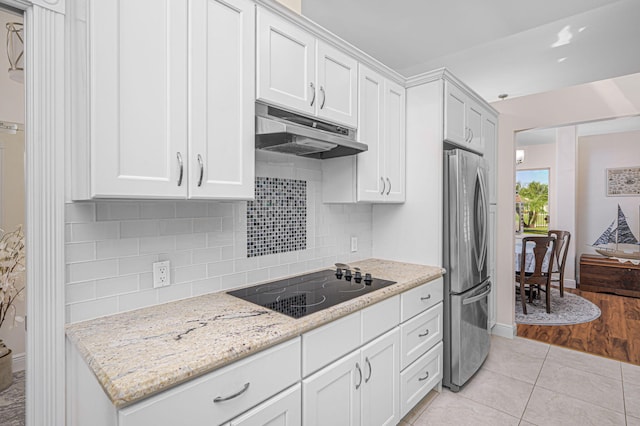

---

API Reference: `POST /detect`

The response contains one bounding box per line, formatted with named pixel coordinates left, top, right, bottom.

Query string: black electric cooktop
left=228, top=269, right=396, bottom=319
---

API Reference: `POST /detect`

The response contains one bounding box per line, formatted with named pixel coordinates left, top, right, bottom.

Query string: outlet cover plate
left=153, top=260, right=170, bottom=288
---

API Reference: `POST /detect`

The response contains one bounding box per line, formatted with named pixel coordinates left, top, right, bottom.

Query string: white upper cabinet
left=87, top=0, right=189, bottom=199
left=322, top=66, right=405, bottom=204
left=444, top=81, right=485, bottom=155
left=69, top=0, right=254, bottom=200
left=188, top=0, right=255, bottom=200
left=256, top=7, right=358, bottom=128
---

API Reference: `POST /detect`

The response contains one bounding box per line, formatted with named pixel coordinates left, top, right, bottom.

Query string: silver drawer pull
left=418, top=371, right=430, bottom=381
left=355, top=362, right=363, bottom=390
left=420, top=294, right=431, bottom=301
left=197, top=154, right=204, bottom=187
left=418, top=329, right=430, bottom=338
left=213, top=382, right=250, bottom=403
left=365, top=357, right=372, bottom=383
left=176, top=152, right=184, bottom=187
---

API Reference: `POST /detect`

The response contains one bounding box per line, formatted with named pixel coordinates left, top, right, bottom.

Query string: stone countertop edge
left=65, top=258, right=445, bottom=408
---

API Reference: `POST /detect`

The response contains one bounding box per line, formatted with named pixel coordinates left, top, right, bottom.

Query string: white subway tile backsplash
left=95, top=275, right=139, bottom=298
left=66, top=203, right=96, bottom=223
left=121, top=220, right=159, bottom=238
left=176, top=202, right=208, bottom=218
left=65, top=155, right=374, bottom=323
left=140, top=202, right=176, bottom=219
left=207, top=260, right=234, bottom=277
left=158, top=283, right=192, bottom=303
left=221, top=272, right=247, bottom=290
left=66, top=242, right=96, bottom=263
left=175, top=233, right=207, bottom=250
left=118, top=254, right=158, bottom=275
left=118, top=289, right=158, bottom=312
left=97, top=202, right=140, bottom=221
left=66, top=281, right=96, bottom=304
left=191, top=277, right=222, bottom=296
left=68, top=296, right=119, bottom=323
left=174, top=264, right=207, bottom=284
left=68, top=259, right=119, bottom=283
left=139, top=236, right=175, bottom=254
left=208, top=202, right=234, bottom=217
left=192, top=247, right=222, bottom=264
left=234, top=257, right=259, bottom=272
left=70, top=222, right=119, bottom=242
left=247, top=268, right=269, bottom=285
left=193, top=217, right=222, bottom=233
left=96, top=238, right=139, bottom=259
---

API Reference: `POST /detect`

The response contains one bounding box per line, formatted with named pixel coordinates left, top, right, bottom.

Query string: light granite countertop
left=65, top=258, right=444, bottom=408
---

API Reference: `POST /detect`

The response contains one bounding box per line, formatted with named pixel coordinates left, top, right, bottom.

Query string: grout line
left=518, top=343, right=551, bottom=423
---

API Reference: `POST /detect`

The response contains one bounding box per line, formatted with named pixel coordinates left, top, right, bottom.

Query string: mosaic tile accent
left=247, top=177, right=306, bottom=257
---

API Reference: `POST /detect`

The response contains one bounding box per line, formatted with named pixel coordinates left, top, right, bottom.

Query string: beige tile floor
left=401, top=335, right=640, bottom=426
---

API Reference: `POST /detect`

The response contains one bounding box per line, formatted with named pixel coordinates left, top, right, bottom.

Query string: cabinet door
left=356, top=65, right=385, bottom=202
left=256, top=7, right=316, bottom=116
left=189, top=0, right=255, bottom=200
left=91, top=0, right=188, bottom=198
left=443, top=81, right=467, bottom=146
left=303, top=350, right=361, bottom=426
left=382, top=79, right=406, bottom=202
left=228, top=384, right=301, bottom=426
left=483, top=113, right=497, bottom=204
left=361, top=329, right=400, bottom=426
left=316, top=41, right=358, bottom=128
left=467, top=103, right=483, bottom=153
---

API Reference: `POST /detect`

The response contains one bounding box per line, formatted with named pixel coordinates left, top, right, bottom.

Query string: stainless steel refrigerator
left=443, top=147, right=492, bottom=392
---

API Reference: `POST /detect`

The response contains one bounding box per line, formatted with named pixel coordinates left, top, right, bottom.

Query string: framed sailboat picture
left=606, top=167, right=640, bottom=196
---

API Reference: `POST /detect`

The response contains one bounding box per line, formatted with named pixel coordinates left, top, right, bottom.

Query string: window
left=516, top=169, right=549, bottom=234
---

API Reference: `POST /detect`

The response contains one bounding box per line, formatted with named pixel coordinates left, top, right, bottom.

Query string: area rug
left=0, top=370, right=25, bottom=426
left=515, top=287, right=601, bottom=325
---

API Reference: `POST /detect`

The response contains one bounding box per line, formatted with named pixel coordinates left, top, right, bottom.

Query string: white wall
left=577, top=130, right=640, bottom=276
left=65, top=151, right=373, bottom=323
left=0, top=9, right=25, bottom=364
left=0, top=9, right=24, bottom=124
left=492, top=72, right=640, bottom=329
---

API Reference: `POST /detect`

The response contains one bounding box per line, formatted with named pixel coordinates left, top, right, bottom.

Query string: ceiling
left=302, top=0, right=640, bottom=102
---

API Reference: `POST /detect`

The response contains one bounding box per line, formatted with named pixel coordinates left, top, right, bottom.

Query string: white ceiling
left=302, top=0, right=640, bottom=102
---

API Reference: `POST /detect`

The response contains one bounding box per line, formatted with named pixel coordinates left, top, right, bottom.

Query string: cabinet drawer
left=400, top=302, right=442, bottom=370
left=227, top=384, right=301, bottom=426
left=119, top=338, right=301, bottom=426
left=362, top=295, right=400, bottom=344
left=400, top=341, right=443, bottom=419
left=302, top=311, right=361, bottom=377
left=401, top=277, right=443, bottom=322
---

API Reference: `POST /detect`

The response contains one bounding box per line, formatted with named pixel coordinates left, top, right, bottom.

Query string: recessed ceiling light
left=558, top=57, right=567, bottom=63
left=578, top=26, right=587, bottom=32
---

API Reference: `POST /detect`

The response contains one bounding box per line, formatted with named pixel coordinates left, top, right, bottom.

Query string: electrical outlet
left=153, top=260, right=170, bottom=288
left=351, top=236, right=358, bottom=253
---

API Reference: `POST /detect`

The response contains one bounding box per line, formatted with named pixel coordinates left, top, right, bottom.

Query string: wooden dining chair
left=515, top=236, right=557, bottom=314
left=548, top=230, right=571, bottom=297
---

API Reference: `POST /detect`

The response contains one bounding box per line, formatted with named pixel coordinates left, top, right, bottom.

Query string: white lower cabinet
left=400, top=342, right=443, bottom=418
left=117, top=339, right=301, bottom=426
left=302, top=328, right=400, bottom=426
left=226, top=384, right=301, bottom=426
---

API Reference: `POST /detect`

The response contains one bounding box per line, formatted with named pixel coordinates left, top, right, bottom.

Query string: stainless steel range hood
left=255, top=103, right=367, bottom=159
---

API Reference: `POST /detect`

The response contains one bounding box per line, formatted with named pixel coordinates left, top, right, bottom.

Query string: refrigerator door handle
left=475, top=168, right=488, bottom=272
left=462, top=281, right=492, bottom=305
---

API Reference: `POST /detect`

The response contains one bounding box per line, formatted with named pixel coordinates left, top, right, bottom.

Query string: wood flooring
left=517, top=288, right=640, bottom=365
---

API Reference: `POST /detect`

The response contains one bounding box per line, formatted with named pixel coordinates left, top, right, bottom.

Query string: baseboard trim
left=491, top=322, right=516, bottom=339
left=13, top=351, right=25, bottom=372
left=564, top=279, right=576, bottom=289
